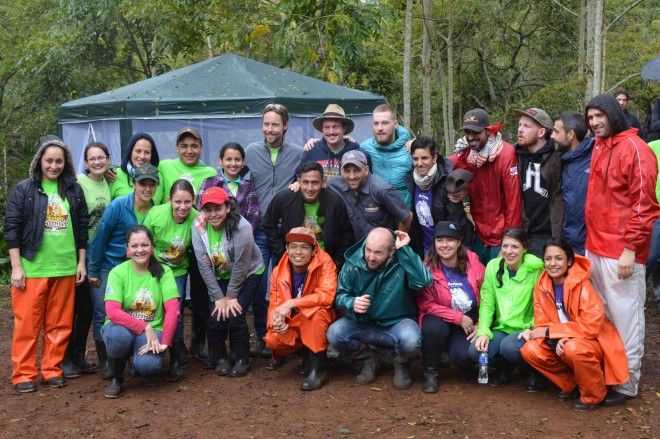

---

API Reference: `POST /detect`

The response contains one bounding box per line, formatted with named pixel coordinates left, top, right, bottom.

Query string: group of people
left=6, top=91, right=659, bottom=411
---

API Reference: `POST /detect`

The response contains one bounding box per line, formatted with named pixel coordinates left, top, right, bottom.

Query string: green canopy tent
left=59, top=53, right=385, bottom=170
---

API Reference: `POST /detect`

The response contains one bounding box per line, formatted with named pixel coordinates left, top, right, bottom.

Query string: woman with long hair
left=143, top=179, right=198, bottom=381
left=417, top=221, right=485, bottom=393
left=5, top=136, right=89, bottom=393
left=102, top=225, right=180, bottom=398
left=520, top=239, right=629, bottom=410
left=192, top=187, right=263, bottom=377
left=109, top=133, right=163, bottom=203
left=468, top=228, right=543, bottom=385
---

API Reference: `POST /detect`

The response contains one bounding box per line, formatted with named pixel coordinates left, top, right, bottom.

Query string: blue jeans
left=253, top=228, right=271, bottom=338
left=467, top=330, right=525, bottom=366
left=647, top=219, right=660, bottom=303
left=174, top=275, right=187, bottom=343
left=90, top=270, right=110, bottom=343
left=102, top=323, right=164, bottom=377
left=327, top=317, right=420, bottom=358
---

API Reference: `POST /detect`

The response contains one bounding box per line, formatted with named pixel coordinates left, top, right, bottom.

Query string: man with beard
left=246, top=103, right=303, bottom=357
left=449, top=108, right=522, bottom=263
left=551, top=112, right=593, bottom=255
left=360, top=104, right=413, bottom=207
left=584, top=94, right=660, bottom=404
left=515, top=108, right=563, bottom=257
left=262, top=161, right=353, bottom=267
left=327, top=228, right=431, bottom=389
left=614, top=89, right=642, bottom=136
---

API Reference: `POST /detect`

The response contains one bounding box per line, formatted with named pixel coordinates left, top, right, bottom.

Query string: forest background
left=0, top=0, right=658, bottom=279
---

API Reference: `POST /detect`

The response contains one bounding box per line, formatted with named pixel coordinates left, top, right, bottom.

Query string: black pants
left=189, top=256, right=210, bottom=347
left=421, top=314, right=472, bottom=369
left=527, top=236, right=551, bottom=259
left=66, top=279, right=93, bottom=363
left=207, top=274, right=261, bottom=361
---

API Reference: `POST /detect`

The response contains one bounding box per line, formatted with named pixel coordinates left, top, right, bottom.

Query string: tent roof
left=59, top=53, right=384, bottom=121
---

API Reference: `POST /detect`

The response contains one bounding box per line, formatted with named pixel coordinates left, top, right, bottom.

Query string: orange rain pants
left=265, top=308, right=334, bottom=356
left=11, top=276, right=75, bottom=384
left=522, top=337, right=606, bottom=405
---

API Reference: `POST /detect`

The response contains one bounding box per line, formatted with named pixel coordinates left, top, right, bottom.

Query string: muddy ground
left=0, top=290, right=658, bottom=439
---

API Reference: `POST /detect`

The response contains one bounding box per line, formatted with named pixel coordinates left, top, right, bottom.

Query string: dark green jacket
left=334, top=239, right=432, bottom=326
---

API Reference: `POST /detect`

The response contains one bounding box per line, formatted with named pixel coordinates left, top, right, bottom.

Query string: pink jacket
left=417, top=249, right=485, bottom=325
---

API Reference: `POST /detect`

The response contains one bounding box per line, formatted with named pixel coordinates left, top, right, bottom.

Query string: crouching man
left=264, top=227, right=337, bottom=391
left=327, top=228, right=431, bottom=389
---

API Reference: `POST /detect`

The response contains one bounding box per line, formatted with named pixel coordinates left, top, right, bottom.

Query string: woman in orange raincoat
left=520, top=238, right=629, bottom=410
left=264, top=227, right=337, bottom=391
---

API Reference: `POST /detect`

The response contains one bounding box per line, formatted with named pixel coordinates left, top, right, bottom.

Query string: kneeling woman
left=469, top=228, right=543, bottom=384
left=192, top=187, right=263, bottom=377
left=102, top=226, right=180, bottom=398
left=520, top=239, right=629, bottom=410
left=417, top=221, right=485, bottom=393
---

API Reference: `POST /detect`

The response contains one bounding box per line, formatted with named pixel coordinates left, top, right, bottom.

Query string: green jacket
left=334, top=239, right=432, bottom=326
left=476, top=253, right=543, bottom=339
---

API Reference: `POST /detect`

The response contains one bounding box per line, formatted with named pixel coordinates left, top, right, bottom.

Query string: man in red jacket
left=584, top=94, right=660, bottom=404
left=449, top=109, right=522, bottom=263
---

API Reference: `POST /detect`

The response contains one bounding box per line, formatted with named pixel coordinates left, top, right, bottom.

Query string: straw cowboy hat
left=312, top=104, right=355, bottom=134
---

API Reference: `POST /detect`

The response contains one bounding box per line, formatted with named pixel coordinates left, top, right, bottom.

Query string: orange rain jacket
left=531, top=255, right=629, bottom=385
left=264, top=246, right=337, bottom=354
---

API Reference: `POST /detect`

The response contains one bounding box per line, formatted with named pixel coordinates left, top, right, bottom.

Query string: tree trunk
left=446, top=12, right=455, bottom=149
left=584, top=0, right=595, bottom=101
left=402, top=0, right=414, bottom=127
left=577, top=0, right=586, bottom=80
left=421, top=0, right=432, bottom=136
left=591, top=0, right=604, bottom=98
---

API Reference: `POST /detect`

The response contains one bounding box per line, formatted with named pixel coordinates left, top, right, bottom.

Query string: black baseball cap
left=462, top=109, right=489, bottom=133
left=434, top=221, right=462, bottom=240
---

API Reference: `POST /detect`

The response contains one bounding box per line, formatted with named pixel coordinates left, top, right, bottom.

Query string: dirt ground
left=0, top=290, right=658, bottom=439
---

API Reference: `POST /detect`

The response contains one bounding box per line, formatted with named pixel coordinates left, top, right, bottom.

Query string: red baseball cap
left=200, top=187, right=230, bottom=208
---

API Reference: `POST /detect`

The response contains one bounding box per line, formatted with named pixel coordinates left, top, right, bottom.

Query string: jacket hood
left=369, top=126, right=410, bottom=150
left=217, top=164, right=253, bottom=181
left=29, top=135, right=76, bottom=182
left=537, top=253, right=591, bottom=294
left=585, top=94, right=630, bottom=137
left=561, top=136, right=593, bottom=162
left=121, top=132, right=160, bottom=173
left=430, top=156, right=453, bottom=186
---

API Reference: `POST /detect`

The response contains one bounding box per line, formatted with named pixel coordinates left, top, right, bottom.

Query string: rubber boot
left=355, top=349, right=379, bottom=385
left=104, top=357, right=126, bottom=399
left=422, top=367, right=439, bottom=393
left=95, top=341, right=112, bottom=380
left=167, top=339, right=185, bottom=382
left=392, top=356, right=413, bottom=390
left=301, top=350, right=328, bottom=391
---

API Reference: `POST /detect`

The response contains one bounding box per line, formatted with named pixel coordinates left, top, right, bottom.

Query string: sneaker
left=61, top=360, right=82, bottom=379
left=215, top=358, right=233, bottom=376
left=229, top=359, right=251, bottom=377
left=104, top=378, right=122, bottom=399
left=601, top=389, right=630, bottom=407
left=42, top=376, right=65, bottom=388
left=14, top=381, right=37, bottom=394
left=574, top=401, right=598, bottom=411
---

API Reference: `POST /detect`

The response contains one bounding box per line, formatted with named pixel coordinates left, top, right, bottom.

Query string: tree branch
left=550, top=0, right=578, bottom=16
left=607, top=0, right=646, bottom=31
left=606, top=72, right=641, bottom=92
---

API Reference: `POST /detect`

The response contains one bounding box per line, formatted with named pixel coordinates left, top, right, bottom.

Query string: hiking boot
left=574, top=400, right=598, bottom=411
left=43, top=376, right=65, bottom=388
left=558, top=388, right=579, bottom=401
left=95, top=341, right=112, bottom=380
left=229, top=358, right=251, bottom=377
left=301, top=350, right=328, bottom=391
left=392, top=356, right=413, bottom=390
left=251, top=339, right=271, bottom=359
left=601, top=389, right=629, bottom=407
left=355, top=350, right=379, bottom=385
left=215, top=358, right=233, bottom=376
left=61, top=359, right=82, bottom=379
left=167, top=340, right=185, bottom=382
left=14, top=381, right=37, bottom=394
left=422, top=367, right=439, bottom=393
left=526, top=371, right=549, bottom=392
left=266, top=356, right=286, bottom=371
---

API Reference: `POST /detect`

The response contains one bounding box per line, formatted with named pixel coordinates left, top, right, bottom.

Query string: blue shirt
left=553, top=283, right=569, bottom=323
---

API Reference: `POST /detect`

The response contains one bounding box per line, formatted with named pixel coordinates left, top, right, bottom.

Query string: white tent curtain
left=61, top=115, right=374, bottom=172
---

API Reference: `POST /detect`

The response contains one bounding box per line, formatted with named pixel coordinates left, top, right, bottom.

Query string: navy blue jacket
left=560, top=137, right=594, bottom=254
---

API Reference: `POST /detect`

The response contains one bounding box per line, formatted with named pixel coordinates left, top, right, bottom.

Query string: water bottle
left=478, top=352, right=489, bottom=384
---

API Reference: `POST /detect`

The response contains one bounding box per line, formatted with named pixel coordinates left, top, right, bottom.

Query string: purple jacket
left=199, top=167, right=260, bottom=231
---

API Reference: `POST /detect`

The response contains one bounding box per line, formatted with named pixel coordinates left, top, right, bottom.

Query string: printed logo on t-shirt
left=45, top=195, right=68, bottom=232
left=415, top=193, right=434, bottom=228
left=303, top=215, right=324, bottom=241
left=449, top=280, right=473, bottom=313
left=522, top=162, right=549, bottom=198
left=210, top=242, right=229, bottom=274
left=129, top=288, right=156, bottom=321
left=509, top=166, right=518, bottom=176
left=163, top=236, right=185, bottom=265
left=88, top=198, right=107, bottom=232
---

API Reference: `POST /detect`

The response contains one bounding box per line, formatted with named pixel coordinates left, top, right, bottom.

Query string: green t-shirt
left=143, top=203, right=199, bottom=277
left=110, top=167, right=164, bottom=204
left=22, top=179, right=77, bottom=278
left=158, top=158, right=216, bottom=202
left=104, top=260, right=179, bottom=331
left=77, top=174, right=111, bottom=240
left=649, top=140, right=660, bottom=203
left=268, top=146, right=280, bottom=164
left=134, top=206, right=149, bottom=225
left=303, top=201, right=325, bottom=249
left=207, top=224, right=231, bottom=280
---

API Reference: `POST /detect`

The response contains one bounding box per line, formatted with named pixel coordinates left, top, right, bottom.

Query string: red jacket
left=417, top=249, right=485, bottom=325
left=585, top=128, right=660, bottom=263
left=449, top=142, right=522, bottom=246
